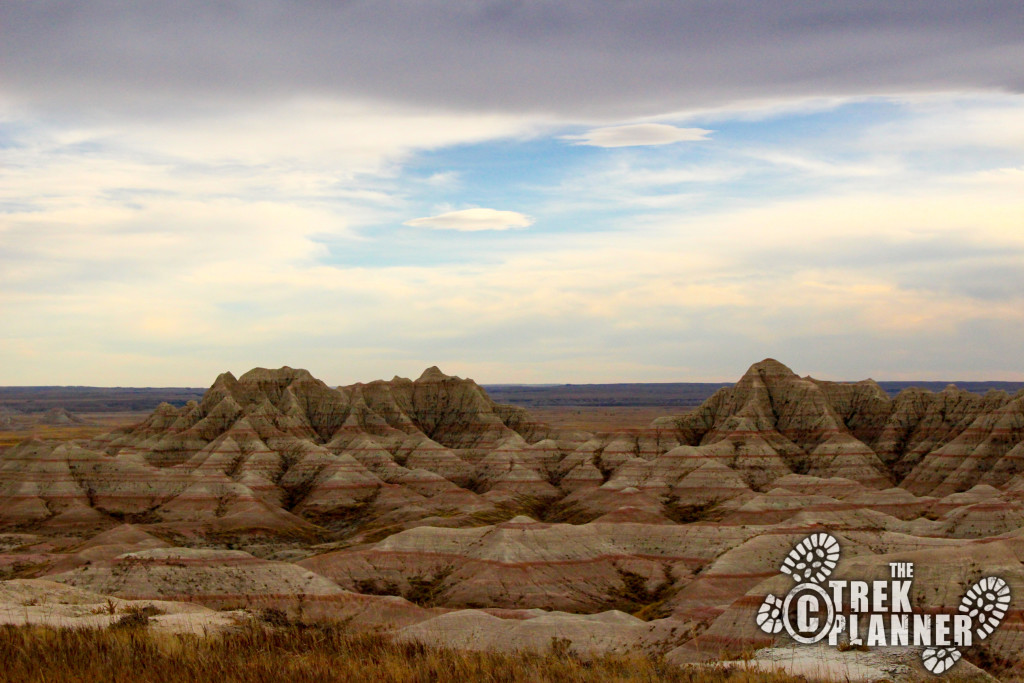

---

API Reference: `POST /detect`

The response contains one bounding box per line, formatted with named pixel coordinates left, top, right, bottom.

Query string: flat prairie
left=528, top=405, right=683, bottom=432
left=0, top=412, right=146, bottom=450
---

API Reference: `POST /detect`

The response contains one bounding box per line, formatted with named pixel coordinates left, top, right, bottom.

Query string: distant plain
left=4, top=380, right=1024, bottom=449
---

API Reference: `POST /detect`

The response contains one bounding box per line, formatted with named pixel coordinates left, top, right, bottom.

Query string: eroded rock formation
left=3, top=359, right=1024, bottom=672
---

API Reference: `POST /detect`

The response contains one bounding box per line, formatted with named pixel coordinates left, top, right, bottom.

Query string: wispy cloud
left=404, top=208, right=535, bottom=231
left=564, top=124, right=712, bottom=147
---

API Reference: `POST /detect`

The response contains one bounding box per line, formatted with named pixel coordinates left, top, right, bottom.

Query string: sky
left=2, top=1, right=1023, bottom=386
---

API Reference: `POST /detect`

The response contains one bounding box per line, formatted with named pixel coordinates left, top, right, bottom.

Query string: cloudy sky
left=2, top=1, right=1023, bottom=386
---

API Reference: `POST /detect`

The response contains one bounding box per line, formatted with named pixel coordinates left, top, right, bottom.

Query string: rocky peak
left=237, top=366, right=317, bottom=385
left=417, top=366, right=455, bottom=382
left=210, top=371, right=239, bottom=390
left=739, top=358, right=799, bottom=383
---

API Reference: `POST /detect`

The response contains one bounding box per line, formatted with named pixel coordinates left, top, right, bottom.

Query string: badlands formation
left=2, top=359, right=1024, bottom=677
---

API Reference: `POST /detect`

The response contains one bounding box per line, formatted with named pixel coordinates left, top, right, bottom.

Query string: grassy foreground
left=0, top=622, right=805, bottom=683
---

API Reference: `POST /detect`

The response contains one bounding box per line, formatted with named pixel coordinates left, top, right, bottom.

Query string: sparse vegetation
left=784, top=455, right=811, bottom=476
left=258, top=606, right=291, bottom=627
left=111, top=604, right=163, bottom=630
left=301, top=490, right=380, bottom=534
left=470, top=494, right=600, bottom=526
left=405, top=567, right=454, bottom=606
left=354, top=578, right=402, bottom=597
left=0, top=622, right=810, bottom=683
left=225, top=452, right=247, bottom=479
left=95, top=506, right=162, bottom=525
left=281, top=464, right=325, bottom=511
left=964, top=642, right=1019, bottom=678
left=111, top=609, right=150, bottom=630
left=592, top=451, right=616, bottom=482
left=610, top=564, right=678, bottom=619
left=662, top=495, right=721, bottom=524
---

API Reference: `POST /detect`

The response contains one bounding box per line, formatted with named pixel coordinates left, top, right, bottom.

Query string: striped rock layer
left=3, top=359, right=1024, bottom=669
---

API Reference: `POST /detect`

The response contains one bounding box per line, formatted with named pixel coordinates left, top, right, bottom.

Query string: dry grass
left=0, top=622, right=808, bottom=683
left=0, top=412, right=143, bottom=449
left=0, top=425, right=110, bottom=449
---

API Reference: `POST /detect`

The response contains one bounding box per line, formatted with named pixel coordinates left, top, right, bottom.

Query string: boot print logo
left=756, top=532, right=1011, bottom=675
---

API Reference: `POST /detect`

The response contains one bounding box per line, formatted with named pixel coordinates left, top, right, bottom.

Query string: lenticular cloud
left=404, top=208, right=535, bottom=231
left=565, top=123, right=712, bottom=147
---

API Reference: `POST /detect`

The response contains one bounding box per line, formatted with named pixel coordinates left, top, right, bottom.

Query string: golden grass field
left=0, top=412, right=147, bottom=450
left=0, top=621, right=807, bottom=683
